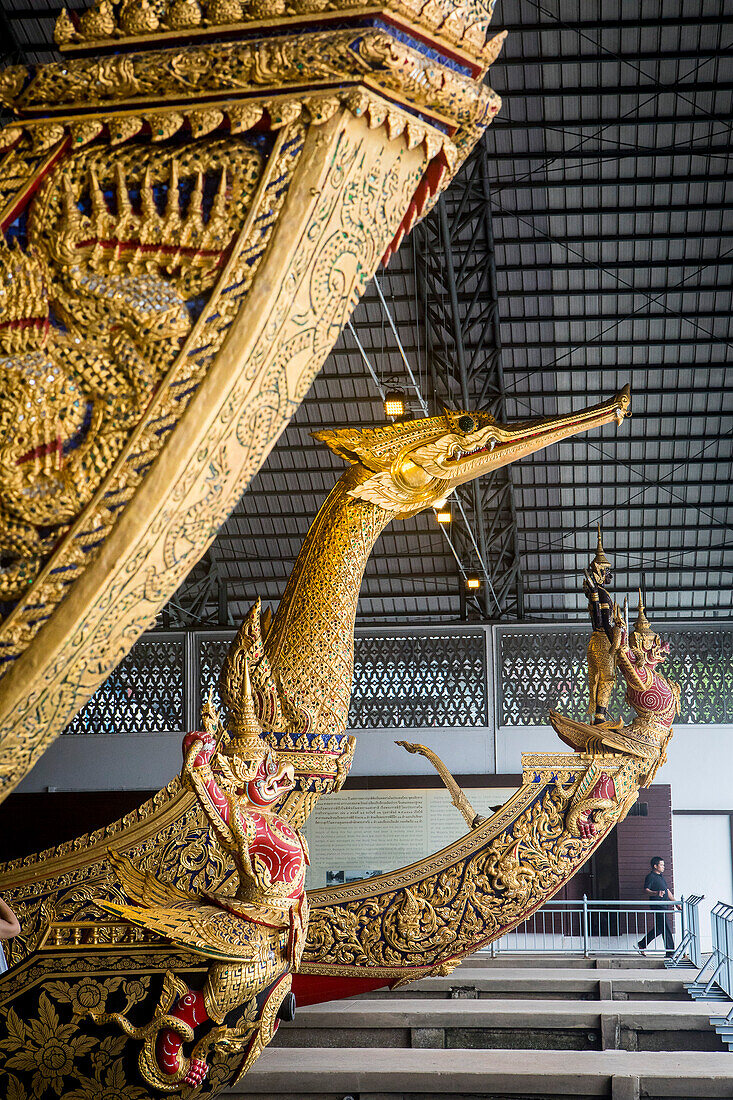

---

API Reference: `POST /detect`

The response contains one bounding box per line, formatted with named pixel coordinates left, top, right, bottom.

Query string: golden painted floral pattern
left=0, top=994, right=97, bottom=1097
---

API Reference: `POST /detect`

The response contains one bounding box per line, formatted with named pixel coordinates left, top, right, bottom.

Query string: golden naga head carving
left=314, top=386, right=631, bottom=517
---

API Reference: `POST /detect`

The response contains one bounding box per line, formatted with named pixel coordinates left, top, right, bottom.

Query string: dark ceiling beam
left=491, top=116, right=733, bottom=129
left=522, top=577, right=733, bottom=589
left=511, top=460, right=733, bottom=472
left=492, top=206, right=733, bottom=220
left=489, top=172, right=731, bottom=190
left=493, top=230, right=732, bottom=246
left=505, top=388, right=733, bottom=400
left=493, top=258, right=732, bottom=272
left=500, top=287, right=731, bottom=300
left=466, top=147, right=732, bottom=161
left=497, top=49, right=725, bottom=66
left=502, top=337, right=733, bottom=348
left=504, top=559, right=733, bottom=574
left=519, top=594, right=730, bottom=602
left=499, top=14, right=732, bottom=31
left=517, top=523, right=730, bottom=536
left=496, top=82, right=731, bottom=97
left=514, top=502, right=733, bottom=515
left=351, top=295, right=733, bottom=312
left=339, top=333, right=733, bottom=349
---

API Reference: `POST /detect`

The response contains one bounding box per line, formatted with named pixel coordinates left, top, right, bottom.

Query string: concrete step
left=359, top=967, right=698, bottom=1002
left=233, top=1046, right=733, bottom=1098
left=462, top=954, right=669, bottom=970
left=273, top=998, right=725, bottom=1053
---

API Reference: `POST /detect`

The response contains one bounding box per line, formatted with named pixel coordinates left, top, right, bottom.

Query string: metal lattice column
left=416, top=137, right=523, bottom=619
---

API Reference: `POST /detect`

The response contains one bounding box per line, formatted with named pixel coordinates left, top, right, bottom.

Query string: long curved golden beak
left=446, top=385, right=630, bottom=487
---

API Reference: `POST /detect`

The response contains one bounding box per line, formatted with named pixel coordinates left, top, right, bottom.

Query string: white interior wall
left=672, top=815, right=733, bottom=952
left=17, top=725, right=497, bottom=792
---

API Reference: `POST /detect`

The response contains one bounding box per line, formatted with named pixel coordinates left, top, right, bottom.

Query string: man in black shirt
left=636, top=856, right=677, bottom=956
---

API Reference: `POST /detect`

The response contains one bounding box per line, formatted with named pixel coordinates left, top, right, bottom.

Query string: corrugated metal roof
left=3, top=0, right=731, bottom=624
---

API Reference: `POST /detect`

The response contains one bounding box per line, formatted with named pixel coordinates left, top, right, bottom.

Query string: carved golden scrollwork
left=0, top=103, right=431, bottom=801
left=0, top=0, right=508, bottom=797
left=300, top=753, right=643, bottom=977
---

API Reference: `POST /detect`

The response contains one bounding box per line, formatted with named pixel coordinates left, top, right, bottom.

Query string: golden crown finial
left=227, top=656, right=263, bottom=741
left=219, top=642, right=268, bottom=766
left=629, top=588, right=656, bottom=655
left=634, top=589, right=652, bottom=635
left=591, top=525, right=611, bottom=573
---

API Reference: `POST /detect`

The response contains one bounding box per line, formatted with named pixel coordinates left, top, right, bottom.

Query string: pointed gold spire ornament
left=220, top=654, right=266, bottom=763
left=635, top=589, right=651, bottom=631
left=630, top=589, right=654, bottom=651
left=218, top=623, right=272, bottom=783
left=591, top=525, right=612, bottom=575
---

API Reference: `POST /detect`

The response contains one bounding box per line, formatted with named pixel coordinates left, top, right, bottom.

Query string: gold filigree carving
left=0, top=98, right=441, bottom=799
left=17, top=30, right=502, bottom=143
left=301, top=756, right=637, bottom=976
left=0, top=123, right=431, bottom=980
left=55, top=0, right=503, bottom=71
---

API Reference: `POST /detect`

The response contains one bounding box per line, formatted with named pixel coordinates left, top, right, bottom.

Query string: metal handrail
left=667, top=893, right=704, bottom=969
left=712, top=901, right=733, bottom=999
left=487, top=895, right=697, bottom=959
left=688, top=900, right=733, bottom=1040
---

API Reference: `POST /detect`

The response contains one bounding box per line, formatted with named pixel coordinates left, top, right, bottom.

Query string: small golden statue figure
left=583, top=527, right=617, bottom=724
left=551, top=585, right=681, bottom=788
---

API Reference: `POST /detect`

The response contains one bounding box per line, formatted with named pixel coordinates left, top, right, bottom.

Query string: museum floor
left=235, top=954, right=733, bottom=1099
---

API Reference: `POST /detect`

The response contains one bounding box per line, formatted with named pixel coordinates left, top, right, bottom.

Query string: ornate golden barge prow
left=0, top=0, right=508, bottom=802
left=0, top=392, right=635, bottom=1096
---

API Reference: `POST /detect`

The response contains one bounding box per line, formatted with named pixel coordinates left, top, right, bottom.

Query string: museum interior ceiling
left=2, top=0, right=730, bottom=627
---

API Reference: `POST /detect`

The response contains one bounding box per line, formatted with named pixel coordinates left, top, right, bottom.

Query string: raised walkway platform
left=233, top=1047, right=733, bottom=1098
left=231, top=955, right=733, bottom=1099
left=362, top=966, right=697, bottom=1002
left=273, top=996, right=723, bottom=1052
left=457, top=955, right=670, bottom=970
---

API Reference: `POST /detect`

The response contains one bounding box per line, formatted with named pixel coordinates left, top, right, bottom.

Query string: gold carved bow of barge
left=0, top=393, right=635, bottom=1096
left=0, top=0, right=507, bottom=802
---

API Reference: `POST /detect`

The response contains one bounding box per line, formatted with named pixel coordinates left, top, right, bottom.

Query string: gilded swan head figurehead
left=313, top=387, right=631, bottom=519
